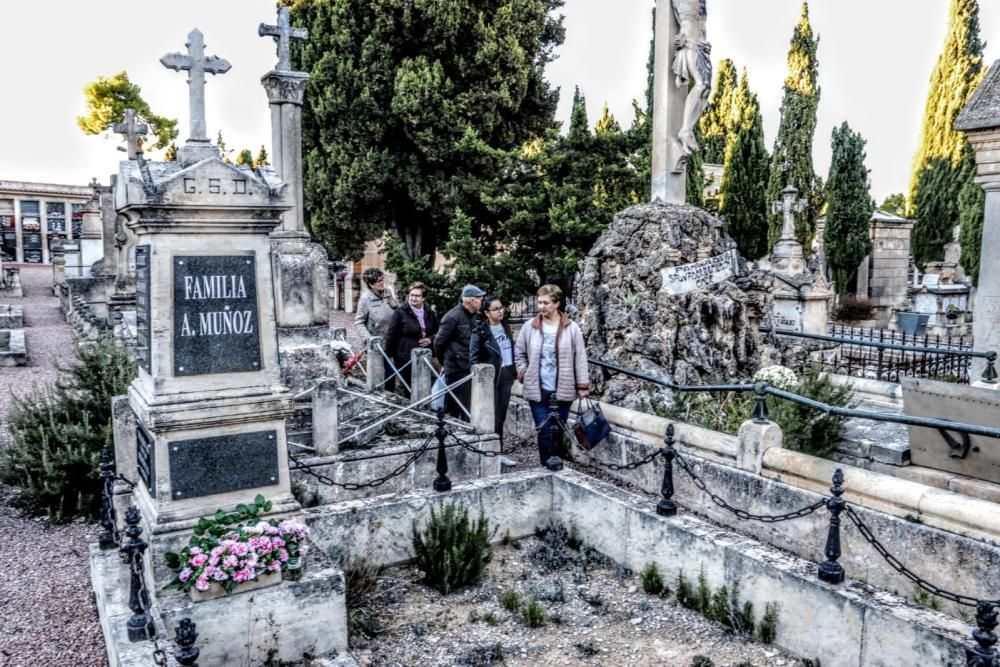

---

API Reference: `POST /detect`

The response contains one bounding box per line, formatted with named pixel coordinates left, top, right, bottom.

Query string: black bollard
left=982, top=352, right=998, bottom=385
left=656, top=424, right=678, bottom=517
left=967, top=602, right=999, bottom=666
left=751, top=382, right=770, bottom=424
left=545, top=394, right=564, bottom=471
left=433, top=409, right=452, bottom=492
left=98, top=447, right=118, bottom=550
left=817, top=468, right=847, bottom=584
left=120, top=506, right=156, bottom=642
left=174, top=618, right=201, bottom=667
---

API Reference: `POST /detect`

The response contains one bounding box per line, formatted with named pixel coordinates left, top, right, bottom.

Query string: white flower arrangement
left=753, top=365, right=800, bottom=391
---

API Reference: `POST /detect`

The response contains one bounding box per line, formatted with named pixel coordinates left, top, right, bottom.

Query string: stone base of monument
left=277, top=324, right=350, bottom=394
left=0, top=327, right=26, bottom=366
left=91, top=543, right=351, bottom=666
left=0, top=304, right=23, bottom=328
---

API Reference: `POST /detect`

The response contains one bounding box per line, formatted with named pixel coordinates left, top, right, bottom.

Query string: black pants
left=382, top=357, right=396, bottom=393
left=392, top=357, right=412, bottom=397
left=445, top=370, right=472, bottom=420
left=494, top=365, right=515, bottom=448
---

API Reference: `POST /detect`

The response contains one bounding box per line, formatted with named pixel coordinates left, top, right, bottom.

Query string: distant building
left=0, top=180, right=93, bottom=264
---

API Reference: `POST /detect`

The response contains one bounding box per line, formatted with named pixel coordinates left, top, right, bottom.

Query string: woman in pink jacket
left=514, top=284, right=590, bottom=465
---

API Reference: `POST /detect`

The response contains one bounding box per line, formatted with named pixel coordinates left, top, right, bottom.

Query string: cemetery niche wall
left=576, top=202, right=773, bottom=408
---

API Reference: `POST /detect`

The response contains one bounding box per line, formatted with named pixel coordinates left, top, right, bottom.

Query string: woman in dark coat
left=469, top=295, right=515, bottom=449
left=384, top=281, right=438, bottom=396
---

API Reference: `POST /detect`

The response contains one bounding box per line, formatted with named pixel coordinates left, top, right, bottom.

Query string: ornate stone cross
left=112, top=108, right=148, bottom=160
left=771, top=185, right=808, bottom=243
left=160, top=29, right=231, bottom=143
left=259, top=7, right=308, bottom=73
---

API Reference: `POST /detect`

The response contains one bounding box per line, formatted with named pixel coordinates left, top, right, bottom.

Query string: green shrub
left=690, top=657, right=714, bottom=667
left=412, top=501, right=493, bottom=594
left=641, top=562, right=665, bottom=596
left=482, top=611, right=498, bottom=626
left=758, top=601, right=780, bottom=644
left=2, top=337, right=136, bottom=520
left=520, top=595, right=546, bottom=627
left=707, top=583, right=754, bottom=634
left=500, top=588, right=520, bottom=611
left=696, top=567, right=711, bottom=614
left=676, top=569, right=697, bottom=610
left=664, top=364, right=853, bottom=458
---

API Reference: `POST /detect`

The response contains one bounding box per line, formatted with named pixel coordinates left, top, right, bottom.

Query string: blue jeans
left=529, top=389, right=572, bottom=465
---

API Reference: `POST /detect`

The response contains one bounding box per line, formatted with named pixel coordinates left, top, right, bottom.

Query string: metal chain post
left=967, top=602, right=999, bottom=666
left=751, top=381, right=769, bottom=423
left=656, top=423, right=677, bottom=517
left=174, top=617, right=201, bottom=667
left=433, top=409, right=452, bottom=492
left=120, top=506, right=156, bottom=642
left=545, top=393, right=564, bottom=471
left=983, top=352, right=998, bottom=384
left=98, top=446, right=119, bottom=550
left=818, top=468, right=847, bottom=584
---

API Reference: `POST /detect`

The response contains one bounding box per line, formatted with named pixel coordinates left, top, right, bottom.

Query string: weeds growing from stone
left=912, top=586, right=942, bottom=611
left=641, top=562, right=665, bottom=595
left=520, top=595, right=546, bottom=627
left=758, top=601, right=780, bottom=644
left=690, top=656, right=714, bottom=667
left=675, top=568, right=780, bottom=642
left=500, top=588, right=520, bottom=611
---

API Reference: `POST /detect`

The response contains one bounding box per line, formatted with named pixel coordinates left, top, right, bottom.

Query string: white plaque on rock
left=660, top=249, right=739, bottom=296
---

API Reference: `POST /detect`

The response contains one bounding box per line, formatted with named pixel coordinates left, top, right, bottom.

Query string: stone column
left=736, top=419, right=783, bottom=474
left=50, top=241, right=66, bottom=291
left=79, top=191, right=103, bottom=278
left=99, top=176, right=118, bottom=276
left=469, top=363, right=496, bottom=435
left=650, top=0, right=686, bottom=203
left=312, top=379, right=339, bottom=456
left=957, top=61, right=1000, bottom=380
left=366, top=336, right=385, bottom=391
left=261, top=71, right=309, bottom=235
left=410, top=347, right=433, bottom=406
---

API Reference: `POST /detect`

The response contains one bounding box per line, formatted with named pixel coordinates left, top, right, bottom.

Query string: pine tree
left=164, top=143, right=178, bottom=162
left=718, top=70, right=769, bottom=260
left=824, top=122, right=874, bottom=294
left=910, top=0, right=984, bottom=267
left=235, top=148, right=254, bottom=167
left=698, top=58, right=739, bottom=165
left=879, top=193, right=907, bottom=217
left=293, top=0, right=565, bottom=262
left=76, top=71, right=178, bottom=151
left=215, top=131, right=232, bottom=163
left=253, top=144, right=270, bottom=168
left=766, top=2, right=821, bottom=250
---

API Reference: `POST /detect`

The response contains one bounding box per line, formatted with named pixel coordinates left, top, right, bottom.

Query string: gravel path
left=0, top=265, right=107, bottom=667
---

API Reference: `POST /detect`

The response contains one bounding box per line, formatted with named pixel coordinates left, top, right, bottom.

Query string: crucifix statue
left=112, top=108, right=148, bottom=160
left=259, top=6, right=308, bottom=73
left=651, top=0, right=712, bottom=204
left=770, top=185, right=808, bottom=274
left=160, top=29, right=231, bottom=145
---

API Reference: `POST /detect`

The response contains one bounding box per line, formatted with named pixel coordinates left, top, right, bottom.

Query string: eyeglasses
left=487, top=307, right=505, bottom=313
left=408, top=294, right=424, bottom=299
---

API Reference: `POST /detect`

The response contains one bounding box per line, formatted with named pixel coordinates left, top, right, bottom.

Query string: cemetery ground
left=0, top=265, right=817, bottom=666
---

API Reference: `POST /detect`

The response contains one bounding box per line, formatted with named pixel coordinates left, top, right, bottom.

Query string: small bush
left=641, top=562, right=665, bottom=596
left=690, top=657, right=714, bottom=667
left=2, top=337, right=136, bottom=521
left=758, top=601, right=780, bottom=644
left=412, top=501, right=493, bottom=594
left=707, top=583, right=754, bottom=634
left=520, top=596, right=546, bottom=627
left=696, top=567, right=711, bottom=614
left=676, top=569, right=697, bottom=610
left=482, top=611, right=498, bottom=626
left=338, top=553, right=384, bottom=641
left=462, top=642, right=504, bottom=666
left=500, top=588, right=520, bottom=611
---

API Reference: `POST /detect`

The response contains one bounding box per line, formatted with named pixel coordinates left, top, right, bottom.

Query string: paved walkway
left=0, top=264, right=107, bottom=666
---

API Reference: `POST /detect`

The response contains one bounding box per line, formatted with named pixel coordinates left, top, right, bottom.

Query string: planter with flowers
left=164, top=495, right=311, bottom=601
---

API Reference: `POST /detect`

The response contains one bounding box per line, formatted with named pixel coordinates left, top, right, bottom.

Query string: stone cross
left=112, top=109, right=148, bottom=160
left=772, top=185, right=808, bottom=243
left=160, top=29, right=231, bottom=143
left=259, top=7, right=308, bottom=73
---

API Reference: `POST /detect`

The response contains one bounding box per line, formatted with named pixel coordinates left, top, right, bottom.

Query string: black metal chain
left=447, top=431, right=503, bottom=458
left=288, top=435, right=434, bottom=490
left=845, top=506, right=999, bottom=608
left=675, top=453, right=827, bottom=523
left=151, top=637, right=168, bottom=666
left=116, top=473, right=137, bottom=489
left=573, top=448, right=663, bottom=473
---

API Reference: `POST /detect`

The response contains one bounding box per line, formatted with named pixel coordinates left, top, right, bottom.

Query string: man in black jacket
left=433, top=284, right=485, bottom=419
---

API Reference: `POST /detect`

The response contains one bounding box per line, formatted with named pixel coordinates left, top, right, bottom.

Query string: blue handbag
left=573, top=399, right=612, bottom=451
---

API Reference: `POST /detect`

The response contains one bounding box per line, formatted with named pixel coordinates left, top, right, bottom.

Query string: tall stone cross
left=112, top=108, right=148, bottom=160
left=771, top=185, right=808, bottom=243
left=259, top=6, right=308, bottom=73
left=651, top=0, right=711, bottom=204
left=160, top=29, right=231, bottom=143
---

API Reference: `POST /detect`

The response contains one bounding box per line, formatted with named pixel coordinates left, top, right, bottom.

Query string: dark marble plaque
left=169, top=430, right=279, bottom=499
left=172, top=254, right=261, bottom=376
left=136, top=422, right=155, bottom=497
left=134, top=245, right=151, bottom=373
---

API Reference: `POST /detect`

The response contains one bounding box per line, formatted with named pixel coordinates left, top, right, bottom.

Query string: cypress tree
left=292, top=0, right=565, bottom=262
left=718, top=70, right=769, bottom=260
left=253, top=145, right=270, bottom=168
left=698, top=58, right=739, bottom=165
left=824, top=122, right=874, bottom=294
left=958, top=153, right=985, bottom=285
left=909, top=0, right=984, bottom=268
left=766, top=2, right=821, bottom=250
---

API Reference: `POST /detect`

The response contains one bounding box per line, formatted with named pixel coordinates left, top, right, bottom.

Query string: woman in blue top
left=470, top=295, right=515, bottom=449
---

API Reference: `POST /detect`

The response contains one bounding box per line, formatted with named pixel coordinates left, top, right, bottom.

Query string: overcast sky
left=1, top=0, right=997, bottom=203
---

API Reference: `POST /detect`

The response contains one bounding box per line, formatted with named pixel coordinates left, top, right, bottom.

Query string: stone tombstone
left=957, top=59, right=1000, bottom=381
left=575, top=203, right=772, bottom=409
left=902, top=377, right=1000, bottom=484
